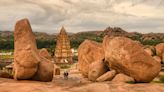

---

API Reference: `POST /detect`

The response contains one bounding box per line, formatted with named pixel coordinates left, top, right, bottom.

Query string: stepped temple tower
left=54, top=27, right=73, bottom=63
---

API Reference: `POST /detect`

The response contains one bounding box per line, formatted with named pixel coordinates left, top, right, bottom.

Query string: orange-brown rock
left=54, top=64, right=60, bottom=75
left=153, top=56, right=161, bottom=63
left=112, top=73, right=134, bottom=83
left=13, top=18, right=54, bottom=81
left=88, top=60, right=108, bottom=81
left=33, top=58, right=54, bottom=82
left=162, top=53, right=164, bottom=63
left=78, top=40, right=105, bottom=77
left=155, top=43, right=164, bottom=58
left=103, top=36, right=161, bottom=82
left=13, top=62, right=38, bottom=80
left=39, top=48, right=52, bottom=61
left=96, top=70, right=116, bottom=82
left=13, top=18, right=39, bottom=80
left=0, top=71, right=13, bottom=79
left=144, top=48, right=153, bottom=56
left=143, top=45, right=155, bottom=55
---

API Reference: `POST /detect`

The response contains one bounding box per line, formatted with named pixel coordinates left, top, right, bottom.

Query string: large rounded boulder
left=103, top=36, right=161, bottom=82
left=32, top=58, right=54, bottom=82
left=78, top=40, right=105, bottom=77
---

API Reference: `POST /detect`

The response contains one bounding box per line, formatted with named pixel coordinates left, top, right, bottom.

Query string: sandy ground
left=0, top=65, right=164, bottom=92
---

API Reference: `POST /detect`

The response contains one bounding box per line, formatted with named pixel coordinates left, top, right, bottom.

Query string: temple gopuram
left=54, top=27, right=73, bottom=64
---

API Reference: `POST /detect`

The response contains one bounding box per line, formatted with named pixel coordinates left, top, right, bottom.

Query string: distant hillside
left=0, top=31, right=56, bottom=41
left=0, top=27, right=164, bottom=51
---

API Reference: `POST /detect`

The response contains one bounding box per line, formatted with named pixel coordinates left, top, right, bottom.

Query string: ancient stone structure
left=54, top=27, right=73, bottom=63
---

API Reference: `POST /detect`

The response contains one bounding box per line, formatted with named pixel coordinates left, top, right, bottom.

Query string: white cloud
left=0, top=0, right=164, bottom=33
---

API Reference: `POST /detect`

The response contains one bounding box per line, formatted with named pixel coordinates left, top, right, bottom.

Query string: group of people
left=63, top=70, right=69, bottom=80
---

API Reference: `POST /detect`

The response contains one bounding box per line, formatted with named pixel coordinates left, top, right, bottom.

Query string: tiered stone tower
left=54, top=27, right=73, bottom=63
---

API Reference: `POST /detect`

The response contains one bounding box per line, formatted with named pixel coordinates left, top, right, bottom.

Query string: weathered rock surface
left=143, top=45, right=155, bottom=55
left=112, top=73, right=135, bottom=83
left=54, top=64, right=60, bottom=75
left=103, top=36, right=161, bottom=82
left=78, top=40, right=105, bottom=77
left=14, top=18, right=39, bottom=80
left=14, top=62, right=38, bottom=80
left=162, top=53, right=164, bottom=63
left=96, top=70, right=116, bottom=82
left=39, top=48, right=52, bottom=61
left=0, top=72, right=13, bottom=79
left=13, top=18, right=54, bottom=81
left=155, top=43, right=164, bottom=58
left=88, top=60, right=108, bottom=81
left=153, top=56, right=162, bottom=63
left=156, top=43, right=164, bottom=63
left=144, top=48, right=153, bottom=56
left=33, top=58, right=54, bottom=82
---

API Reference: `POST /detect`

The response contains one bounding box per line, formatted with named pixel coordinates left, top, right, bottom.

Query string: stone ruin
left=54, top=27, right=73, bottom=64
left=78, top=36, right=162, bottom=83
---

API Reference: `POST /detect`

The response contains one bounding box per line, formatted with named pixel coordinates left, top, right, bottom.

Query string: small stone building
left=54, top=27, right=73, bottom=64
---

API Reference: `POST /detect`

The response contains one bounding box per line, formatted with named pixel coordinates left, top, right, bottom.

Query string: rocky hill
left=103, top=27, right=164, bottom=41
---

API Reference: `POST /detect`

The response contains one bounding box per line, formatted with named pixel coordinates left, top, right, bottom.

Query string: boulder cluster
left=78, top=36, right=162, bottom=83
left=13, top=18, right=54, bottom=82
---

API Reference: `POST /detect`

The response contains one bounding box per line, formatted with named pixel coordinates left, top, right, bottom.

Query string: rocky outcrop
left=112, top=73, right=135, bottom=83
left=32, top=58, right=54, bottom=82
left=0, top=71, right=13, bottom=79
left=156, top=43, right=164, bottom=55
left=14, top=18, right=39, bottom=80
left=54, top=64, right=60, bottom=75
left=88, top=60, right=108, bottom=81
left=96, top=70, right=116, bottom=82
left=13, top=18, right=54, bottom=81
left=103, top=27, right=130, bottom=37
left=163, top=53, right=164, bottom=63
left=144, top=48, right=153, bottom=56
left=39, top=48, right=52, bottom=61
left=103, top=36, right=161, bottom=82
left=143, top=46, right=156, bottom=57
left=153, top=56, right=161, bottom=63
left=78, top=40, right=105, bottom=77
left=155, top=43, right=164, bottom=61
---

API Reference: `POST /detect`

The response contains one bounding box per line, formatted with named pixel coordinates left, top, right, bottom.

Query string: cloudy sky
left=0, top=0, right=164, bottom=33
